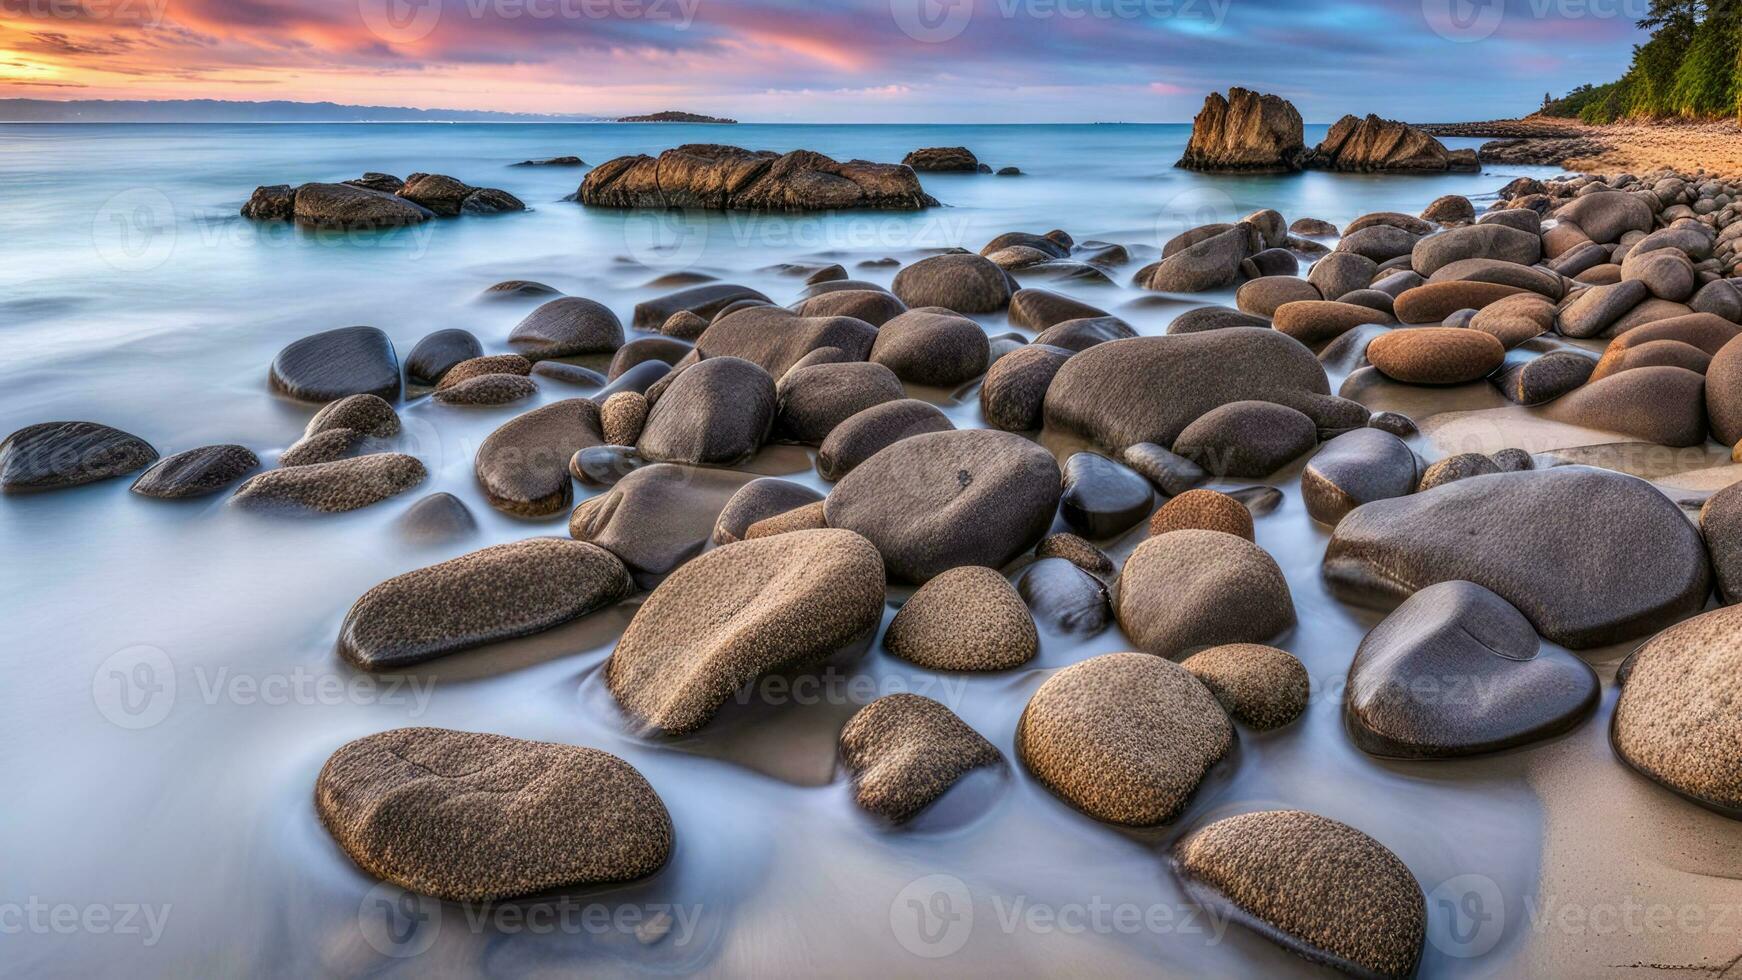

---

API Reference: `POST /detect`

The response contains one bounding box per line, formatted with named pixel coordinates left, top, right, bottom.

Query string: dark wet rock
left=460, top=187, right=525, bottom=215
left=818, top=399, right=953, bottom=481
left=1045, top=329, right=1331, bottom=452
left=607, top=528, right=886, bottom=734
left=825, top=429, right=1061, bottom=583
left=1393, top=282, right=1527, bottom=324
left=902, top=146, right=979, bottom=172
left=631, top=355, right=775, bottom=466
left=1300, top=428, right=1419, bottom=526
left=281, top=182, right=434, bottom=229
left=1176, top=87, right=1307, bottom=173
left=1018, top=653, right=1232, bottom=825
left=315, top=728, right=671, bottom=902
left=595, top=359, right=672, bottom=404
left=512, top=155, right=584, bottom=167
left=1237, top=276, right=1321, bottom=317
left=1307, top=252, right=1378, bottom=301
left=508, top=297, right=624, bottom=360
left=580, top=145, right=936, bottom=212
left=1544, top=365, right=1707, bottom=447
left=240, top=184, right=294, bottom=220
left=532, top=361, right=609, bottom=387
left=475, top=399, right=603, bottom=517
left=608, top=337, right=692, bottom=381
left=1034, top=316, right=1136, bottom=353
left=1273, top=301, right=1390, bottom=347
left=1708, top=334, right=1742, bottom=446
left=1492, top=349, right=1597, bottom=405
left=1701, top=482, right=1742, bottom=605
left=345, top=173, right=406, bottom=194
left=600, top=391, right=648, bottom=446
left=1315, top=323, right=1387, bottom=375
left=1324, top=467, right=1711, bottom=648
left=1181, top=643, right=1310, bottom=730
left=1058, top=452, right=1154, bottom=538
left=433, top=374, right=538, bottom=406
left=1411, top=223, right=1542, bottom=277
left=0, top=421, right=157, bottom=493
left=1161, top=307, right=1270, bottom=337
left=1310, top=114, right=1475, bottom=173
left=634, top=283, right=772, bottom=330
left=712, top=477, right=822, bottom=545
left=303, top=396, right=402, bottom=440
left=870, top=308, right=990, bottom=385
left=1008, top=288, right=1106, bottom=330
left=1470, top=293, right=1556, bottom=348
left=279, top=428, right=366, bottom=467
left=568, top=464, right=743, bottom=582
left=1416, top=452, right=1500, bottom=492
left=840, top=694, right=1001, bottom=823
left=1227, top=486, right=1283, bottom=516
left=405, top=329, right=483, bottom=386
left=340, top=538, right=631, bottom=669
left=1170, top=810, right=1425, bottom=980
left=1148, top=489, right=1255, bottom=541
left=891, top=253, right=1013, bottom=313
left=1345, top=581, right=1598, bottom=758
left=234, top=453, right=425, bottom=514
left=1173, top=400, right=1317, bottom=478
left=1035, top=532, right=1113, bottom=576
left=1140, top=224, right=1259, bottom=293
left=1421, top=194, right=1476, bottom=225
left=980, top=343, right=1071, bottom=431
left=1017, top=557, right=1111, bottom=634
left=1555, top=191, right=1654, bottom=244
left=1291, top=217, right=1338, bottom=237
left=395, top=172, right=473, bottom=215
left=130, top=444, right=258, bottom=499
left=794, top=288, right=908, bottom=326
left=1121, top=442, right=1207, bottom=496
left=270, top=325, right=401, bottom=403
left=1368, top=411, right=1418, bottom=437
left=886, top=565, right=1038, bottom=671
left=1613, top=604, right=1742, bottom=816
left=695, top=305, right=877, bottom=377
left=774, top=361, right=903, bottom=446
left=569, top=445, right=648, bottom=487
left=480, top=280, right=560, bottom=302
left=1117, top=529, right=1294, bottom=655
left=396, top=491, right=476, bottom=543
left=1367, top=327, right=1504, bottom=385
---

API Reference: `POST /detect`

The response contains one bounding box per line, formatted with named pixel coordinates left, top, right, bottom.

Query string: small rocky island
left=241, top=171, right=525, bottom=228
left=1178, top=87, right=1477, bottom=174
left=578, top=144, right=937, bottom=211
left=618, top=110, right=737, bottom=124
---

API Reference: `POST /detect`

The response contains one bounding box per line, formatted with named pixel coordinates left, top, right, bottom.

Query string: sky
left=0, top=0, right=1651, bottom=121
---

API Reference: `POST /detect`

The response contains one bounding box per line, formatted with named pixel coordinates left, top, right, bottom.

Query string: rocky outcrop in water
left=242, top=172, right=523, bottom=227
left=1176, top=88, right=1307, bottom=173
left=578, top=144, right=937, bottom=211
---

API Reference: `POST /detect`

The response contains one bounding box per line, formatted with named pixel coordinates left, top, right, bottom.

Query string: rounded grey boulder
left=1, top=421, right=158, bottom=493
left=1116, top=529, right=1296, bottom=656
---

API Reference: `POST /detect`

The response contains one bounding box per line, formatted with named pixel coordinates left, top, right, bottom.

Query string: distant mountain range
left=0, top=99, right=610, bottom=123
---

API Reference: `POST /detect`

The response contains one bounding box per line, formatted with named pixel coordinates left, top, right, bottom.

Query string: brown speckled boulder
left=980, top=343, right=1072, bottom=431
left=885, top=565, right=1038, bottom=671
left=338, top=538, right=631, bottom=669
left=1017, top=653, right=1232, bottom=825
left=601, top=391, right=648, bottom=446
left=744, top=499, right=827, bottom=539
left=1181, top=643, right=1309, bottom=730
left=1170, top=810, right=1425, bottom=979
left=435, top=354, right=532, bottom=391
left=840, top=694, right=1001, bottom=823
left=307, top=393, right=401, bottom=439
left=1035, top=532, right=1114, bottom=576
left=1701, top=481, right=1742, bottom=605
left=1148, top=489, right=1253, bottom=540
left=773, top=360, right=904, bottom=445
left=1172, top=400, right=1317, bottom=478
left=474, top=399, right=604, bottom=517
left=892, top=253, right=1013, bottom=313
left=1366, top=327, right=1504, bottom=384
left=315, top=728, right=671, bottom=901
left=432, top=374, right=538, bottom=406
left=1543, top=365, right=1708, bottom=447
left=233, top=453, right=425, bottom=513
left=1613, top=604, right=1742, bottom=817
left=870, top=308, right=991, bottom=385
left=817, top=399, right=953, bottom=481
left=1116, top=529, right=1295, bottom=656
left=606, top=529, right=886, bottom=734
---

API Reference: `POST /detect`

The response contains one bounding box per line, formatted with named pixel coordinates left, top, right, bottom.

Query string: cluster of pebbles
left=11, top=165, right=1742, bottom=978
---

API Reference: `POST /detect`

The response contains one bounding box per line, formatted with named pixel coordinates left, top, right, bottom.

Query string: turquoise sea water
left=0, top=123, right=1580, bottom=978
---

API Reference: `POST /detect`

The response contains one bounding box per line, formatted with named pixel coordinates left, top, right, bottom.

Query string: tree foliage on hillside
left=1541, top=0, right=1740, bottom=122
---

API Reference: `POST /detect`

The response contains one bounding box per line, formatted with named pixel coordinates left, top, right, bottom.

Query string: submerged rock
left=474, top=399, right=604, bottom=517
left=233, top=453, right=425, bottom=513
left=339, top=538, right=632, bottom=669
left=395, top=491, right=476, bottom=543
left=315, top=728, right=671, bottom=901
left=840, top=694, right=1001, bottom=823
left=567, top=464, right=743, bottom=582
left=579, top=145, right=937, bottom=211
left=0, top=421, right=157, bottom=493
left=270, top=325, right=401, bottom=403
left=131, top=444, right=259, bottom=499
left=1058, top=452, right=1154, bottom=538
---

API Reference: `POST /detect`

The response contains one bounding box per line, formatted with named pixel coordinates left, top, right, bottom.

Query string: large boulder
left=633, top=283, right=770, bottom=329
left=1555, top=191, right=1654, bottom=244
left=1410, top=224, right=1542, bottom=277
left=1707, top=334, right=1742, bottom=446
left=981, top=344, right=1072, bottom=431
left=824, top=428, right=1062, bottom=583
left=285, top=182, right=434, bottom=229
left=694, top=305, right=877, bottom=377
left=567, top=464, right=746, bottom=582
left=636, top=356, right=777, bottom=465
left=315, top=728, right=671, bottom=901
left=870, top=308, right=990, bottom=385
left=338, top=539, right=632, bottom=670
left=606, top=529, right=886, bottom=734
left=1308, top=114, right=1477, bottom=173
left=1613, top=604, right=1742, bottom=816
left=817, top=399, right=953, bottom=481
left=1176, top=88, right=1307, bottom=173
left=0, top=421, right=157, bottom=493
left=1116, top=529, right=1295, bottom=656
left=1042, top=329, right=1331, bottom=451
left=1543, top=365, right=1708, bottom=447
left=901, top=146, right=979, bottom=172
left=578, top=144, right=937, bottom=211
left=270, top=325, right=401, bottom=403
left=1138, top=224, right=1260, bottom=293
left=1299, top=427, right=1420, bottom=525
left=508, top=297, right=625, bottom=360
left=474, top=399, right=604, bottom=517
left=773, top=361, right=903, bottom=445
left=1172, top=400, right=1317, bottom=478
left=891, top=253, right=1013, bottom=313
left=1323, top=467, right=1711, bottom=648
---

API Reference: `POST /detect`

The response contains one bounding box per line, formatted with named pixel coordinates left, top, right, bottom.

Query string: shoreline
left=1423, top=116, right=1742, bottom=177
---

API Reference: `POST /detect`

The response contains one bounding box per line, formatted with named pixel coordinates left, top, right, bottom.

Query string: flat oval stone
left=131, top=444, right=259, bottom=499
left=508, top=297, right=625, bottom=360
left=315, top=727, right=671, bottom=901
left=567, top=463, right=746, bottom=583
left=840, top=694, right=1002, bottom=824
left=1613, top=604, right=1742, bottom=817
left=885, top=565, right=1038, bottom=671
left=1059, top=452, right=1154, bottom=538
left=1325, top=467, right=1710, bottom=649
left=431, top=374, right=538, bottom=406
left=232, top=453, right=425, bottom=513
left=0, top=421, right=158, bottom=493
left=270, top=325, right=401, bottom=403
left=606, top=528, right=886, bottom=735
left=1172, top=400, right=1317, bottom=478
left=405, top=328, right=483, bottom=386
left=637, top=356, right=776, bottom=465
left=1116, top=529, right=1295, bottom=656
left=339, top=538, right=632, bottom=669
left=824, top=428, right=1062, bottom=583
left=1367, top=327, right=1505, bottom=385
left=1170, top=810, right=1425, bottom=980
left=1017, top=652, right=1231, bottom=826
left=1299, top=428, right=1420, bottom=526
left=1346, top=581, right=1598, bottom=758
left=817, top=399, right=953, bottom=481
left=474, top=399, right=604, bottom=517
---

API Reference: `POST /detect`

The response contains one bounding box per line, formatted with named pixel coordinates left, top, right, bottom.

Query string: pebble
left=817, top=399, right=953, bottom=481
left=1299, top=427, right=1420, bottom=525
left=1366, top=326, right=1504, bottom=384
left=637, top=356, right=777, bottom=465
left=233, top=453, right=426, bottom=513
left=568, top=463, right=746, bottom=582
left=1016, top=558, right=1111, bottom=634
left=474, top=399, right=604, bottom=517
left=1058, top=452, right=1154, bottom=537
left=1613, top=604, right=1742, bottom=816
left=270, top=325, right=401, bottom=403
left=405, top=328, right=483, bottom=385
left=1172, top=400, right=1318, bottom=478
left=1148, top=488, right=1253, bottom=540
left=712, top=477, right=823, bottom=545
left=508, top=297, right=625, bottom=360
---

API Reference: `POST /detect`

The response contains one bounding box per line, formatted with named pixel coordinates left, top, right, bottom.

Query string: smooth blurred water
left=0, top=123, right=1580, bottom=979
